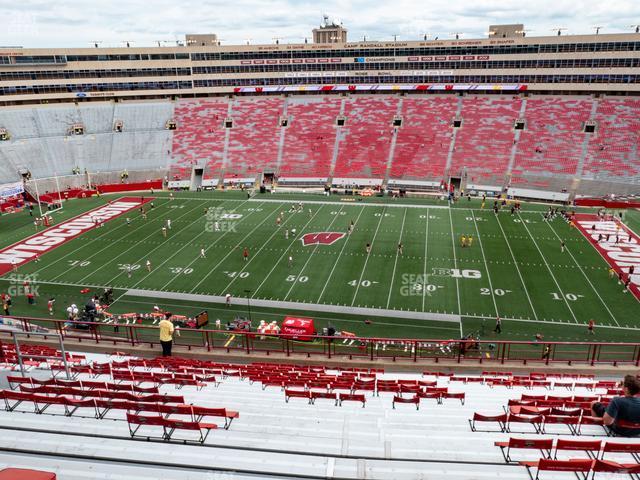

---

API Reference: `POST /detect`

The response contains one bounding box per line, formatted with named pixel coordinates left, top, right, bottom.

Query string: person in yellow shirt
left=158, top=316, right=175, bottom=357
left=460, top=235, right=467, bottom=248
left=467, top=235, right=473, bottom=247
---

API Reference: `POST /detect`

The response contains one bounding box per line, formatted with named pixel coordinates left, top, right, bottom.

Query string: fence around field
left=1, top=316, right=639, bottom=366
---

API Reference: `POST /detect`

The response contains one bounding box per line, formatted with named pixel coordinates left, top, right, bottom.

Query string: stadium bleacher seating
left=512, top=97, right=593, bottom=177
left=279, top=96, right=342, bottom=178
left=450, top=96, right=521, bottom=184
left=225, top=97, right=283, bottom=179
left=390, top=96, right=457, bottom=181
left=1, top=94, right=639, bottom=196
left=170, top=99, right=228, bottom=180
left=333, top=96, right=397, bottom=178
left=0, top=349, right=637, bottom=480
left=583, top=98, right=640, bottom=181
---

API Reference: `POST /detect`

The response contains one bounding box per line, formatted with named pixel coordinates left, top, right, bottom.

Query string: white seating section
left=0, top=350, right=636, bottom=480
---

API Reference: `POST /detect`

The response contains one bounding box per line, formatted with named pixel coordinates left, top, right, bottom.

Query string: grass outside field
left=1, top=190, right=639, bottom=344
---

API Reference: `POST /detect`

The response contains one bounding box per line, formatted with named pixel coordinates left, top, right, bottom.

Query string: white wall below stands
left=507, top=187, right=570, bottom=202
left=168, top=180, right=190, bottom=189
left=333, top=178, right=383, bottom=187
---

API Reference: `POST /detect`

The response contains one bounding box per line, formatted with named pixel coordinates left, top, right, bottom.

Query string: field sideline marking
left=281, top=205, right=345, bottom=302
left=3, top=275, right=636, bottom=331
left=447, top=207, right=462, bottom=336
left=386, top=208, right=407, bottom=309
left=130, top=199, right=256, bottom=291
left=125, top=287, right=461, bottom=323
left=27, top=198, right=172, bottom=279
left=471, top=210, right=499, bottom=319
left=493, top=213, right=539, bottom=321
left=189, top=203, right=285, bottom=294
left=249, top=205, right=327, bottom=298
left=118, top=298, right=461, bottom=332
left=516, top=212, right=579, bottom=323
left=543, top=216, right=621, bottom=327
left=169, top=193, right=590, bottom=214
left=43, top=199, right=180, bottom=282
left=351, top=206, right=386, bottom=307
left=316, top=207, right=367, bottom=303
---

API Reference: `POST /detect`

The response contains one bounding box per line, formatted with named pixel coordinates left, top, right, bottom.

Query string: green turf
left=1, top=191, right=638, bottom=342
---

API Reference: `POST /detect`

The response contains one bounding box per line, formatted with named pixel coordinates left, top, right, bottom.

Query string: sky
left=1, top=0, right=639, bottom=48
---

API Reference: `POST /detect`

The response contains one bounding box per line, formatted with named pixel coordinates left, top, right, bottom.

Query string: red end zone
left=0, top=197, right=153, bottom=276
left=573, top=213, right=640, bottom=301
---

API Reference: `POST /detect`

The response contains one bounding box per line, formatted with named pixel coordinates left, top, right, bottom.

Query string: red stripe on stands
left=0, top=197, right=153, bottom=275
left=573, top=213, right=640, bottom=301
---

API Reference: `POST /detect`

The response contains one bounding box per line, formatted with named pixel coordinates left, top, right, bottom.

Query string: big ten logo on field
left=400, top=273, right=441, bottom=297
left=7, top=273, right=40, bottom=297
left=430, top=268, right=482, bottom=279
left=204, top=207, right=242, bottom=233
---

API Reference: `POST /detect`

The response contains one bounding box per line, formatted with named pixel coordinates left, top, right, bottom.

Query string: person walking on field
left=158, top=315, right=175, bottom=357
left=493, top=316, right=502, bottom=334
left=587, top=319, right=595, bottom=335
left=243, top=247, right=249, bottom=262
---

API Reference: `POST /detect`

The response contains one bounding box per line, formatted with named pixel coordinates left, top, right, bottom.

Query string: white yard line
left=316, top=207, right=367, bottom=303
left=543, top=216, right=621, bottom=327
left=422, top=208, right=429, bottom=313
left=471, top=210, right=499, bottom=318
left=447, top=208, right=462, bottom=319
left=219, top=207, right=307, bottom=295
left=65, top=201, right=199, bottom=283
left=493, top=213, right=539, bottom=321
left=130, top=199, right=256, bottom=291
left=386, top=208, right=407, bottom=309
left=281, top=205, right=344, bottom=302
left=34, top=199, right=173, bottom=279
left=351, top=207, right=386, bottom=307
left=250, top=205, right=327, bottom=299
left=101, top=201, right=213, bottom=286
left=188, top=203, right=284, bottom=294
left=516, top=212, right=578, bottom=323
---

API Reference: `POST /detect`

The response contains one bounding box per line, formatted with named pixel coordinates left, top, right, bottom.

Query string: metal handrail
left=10, top=330, right=71, bottom=379
left=1, top=315, right=639, bottom=366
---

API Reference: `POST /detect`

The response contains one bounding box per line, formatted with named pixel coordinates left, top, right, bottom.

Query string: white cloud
left=0, top=0, right=638, bottom=48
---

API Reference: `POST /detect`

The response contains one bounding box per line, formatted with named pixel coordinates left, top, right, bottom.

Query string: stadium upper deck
left=1, top=28, right=640, bottom=104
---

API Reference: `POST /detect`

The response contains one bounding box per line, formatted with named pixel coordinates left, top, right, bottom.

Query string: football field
left=1, top=190, right=639, bottom=342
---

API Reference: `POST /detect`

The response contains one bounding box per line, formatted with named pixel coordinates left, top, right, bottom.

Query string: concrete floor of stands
left=15, top=335, right=640, bottom=376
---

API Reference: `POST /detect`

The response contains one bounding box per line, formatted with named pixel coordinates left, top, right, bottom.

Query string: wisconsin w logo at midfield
left=300, top=232, right=346, bottom=246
